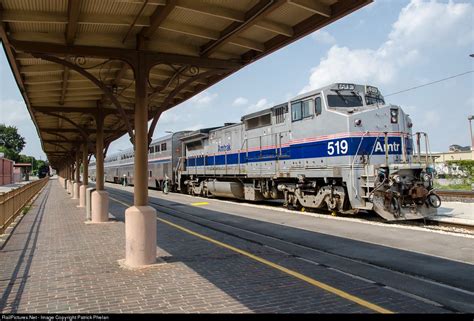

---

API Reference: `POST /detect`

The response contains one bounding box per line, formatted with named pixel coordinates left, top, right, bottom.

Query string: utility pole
left=469, top=115, right=474, bottom=151
left=468, top=55, right=473, bottom=151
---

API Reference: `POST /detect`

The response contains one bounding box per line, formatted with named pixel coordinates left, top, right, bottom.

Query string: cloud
left=232, top=97, right=248, bottom=106
left=244, top=98, right=273, bottom=114
left=300, top=0, right=474, bottom=93
left=189, top=90, right=218, bottom=105
left=311, top=30, right=336, bottom=45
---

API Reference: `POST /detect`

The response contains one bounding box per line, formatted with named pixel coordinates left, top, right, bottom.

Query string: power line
left=385, top=70, right=474, bottom=97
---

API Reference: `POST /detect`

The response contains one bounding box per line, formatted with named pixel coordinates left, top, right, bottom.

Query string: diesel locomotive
left=89, top=83, right=440, bottom=221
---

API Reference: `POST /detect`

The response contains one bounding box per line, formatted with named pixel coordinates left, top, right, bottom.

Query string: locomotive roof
left=239, top=83, right=381, bottom=121
left=241, top=107, right=274, bottom=121
left=291, top=83, right=379, bottom=101
left=104, top=131, right=186, bottom=160
left=181, top=127, right=223, bottom=142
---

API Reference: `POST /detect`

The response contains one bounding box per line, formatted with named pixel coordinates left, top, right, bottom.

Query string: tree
left=0, top=146, right=18, bottom=161
left=0, top=124, right=26, bottom=153
left=0, top=124, right=26, bottom=161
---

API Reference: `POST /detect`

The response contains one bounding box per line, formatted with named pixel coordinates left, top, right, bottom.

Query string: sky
left=0, top=0, right=473, bottom=161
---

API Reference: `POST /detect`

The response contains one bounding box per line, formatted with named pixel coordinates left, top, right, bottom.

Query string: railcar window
left=161, top=143, right=167, bottom=151
left=315, top=97, right=322, bottom=115
left=366, top=95, right=385, bottom=105
left=292, top=101, right=301, bottom=121
left=327, top=94, right=363, bottom=107
left=292, top=99, right=313, bottom=121
left=302, top=100, right=313, bottom=118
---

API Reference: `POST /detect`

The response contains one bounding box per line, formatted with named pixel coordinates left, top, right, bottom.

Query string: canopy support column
left=79, top=144, right=88, bottom=208
left=73, top=150, right=80, bottom=200
left=125, top=53, right=157, bottom=268
left=64, top=165, right=69, bottom=191
left=68, top=162, right=73, bottom=195
left=91, top=113, right=109, bottom=223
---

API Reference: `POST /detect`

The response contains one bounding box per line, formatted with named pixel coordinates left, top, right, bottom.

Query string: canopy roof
left=0, top=0, right=371, bottom=167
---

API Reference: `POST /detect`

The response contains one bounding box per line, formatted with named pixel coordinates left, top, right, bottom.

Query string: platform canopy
left=0, top=0, right=371, bottom=167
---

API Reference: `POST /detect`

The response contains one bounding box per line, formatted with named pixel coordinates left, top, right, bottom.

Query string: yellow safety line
left=191, top=202, right=209, bottom=206
left=109, top=196, right=393, bottom=314
left=110, top=197, right=131, bottom=208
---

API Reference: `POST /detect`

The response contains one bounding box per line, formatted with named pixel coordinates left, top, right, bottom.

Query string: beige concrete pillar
left=91, top=113, right=109, bottom=223
left=73, top=153, right=81, bottom=200
left=69, top=163, right=74, bottom=195
left=125, top=55, right=157, bottom=267
left=79, top=145, right=88, bottom=208
left=73, top=182, right=79, bottom=199
left=65, top=165, right=70, bottom=192
left=63, top=167, right=68, bottom=190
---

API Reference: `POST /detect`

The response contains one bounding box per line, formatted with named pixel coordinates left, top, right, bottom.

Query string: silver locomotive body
left=178, top=83, right=439, bottom=221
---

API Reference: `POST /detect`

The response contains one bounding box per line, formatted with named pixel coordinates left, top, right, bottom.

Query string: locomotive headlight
left=390, top=108, right=398, bottom=124
left=366, top=86, right=379, bottom=94
left=354, top=119, right=362, bottom=126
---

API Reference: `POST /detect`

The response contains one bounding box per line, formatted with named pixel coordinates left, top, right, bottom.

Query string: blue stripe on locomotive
left=186, top=136, right=403, bottom=167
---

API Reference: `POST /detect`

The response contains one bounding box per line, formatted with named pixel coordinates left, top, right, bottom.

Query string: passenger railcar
left=90, top=132, right=189, bottom=189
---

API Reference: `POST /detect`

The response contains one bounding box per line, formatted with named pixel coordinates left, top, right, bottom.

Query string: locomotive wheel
left=427, top=193, right=441, bottom=208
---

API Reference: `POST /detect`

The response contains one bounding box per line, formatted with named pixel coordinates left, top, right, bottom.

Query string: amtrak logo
left=218, top=144, right=231, bottom=152
left=374, top=141, right=400, bottom=152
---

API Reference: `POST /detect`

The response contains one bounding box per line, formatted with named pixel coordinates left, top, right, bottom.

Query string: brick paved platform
left=0, top=179, right=448, bottom=313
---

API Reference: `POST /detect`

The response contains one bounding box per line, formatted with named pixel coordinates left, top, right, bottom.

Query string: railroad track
left=436, top=189, right=474, bottom=199
left=101, top=182, right=474, bottom=235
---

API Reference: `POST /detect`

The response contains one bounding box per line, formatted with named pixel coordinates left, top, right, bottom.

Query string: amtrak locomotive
left=90, top=83, right=440, bottom=221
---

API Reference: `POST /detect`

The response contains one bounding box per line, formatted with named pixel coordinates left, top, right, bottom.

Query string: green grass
left=434, top=182, right=472, bottom=190
left=22, top=205, right=32, bottom=214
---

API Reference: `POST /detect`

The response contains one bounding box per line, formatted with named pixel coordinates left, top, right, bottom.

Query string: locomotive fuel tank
left=207, top=180, right=244, bottom=199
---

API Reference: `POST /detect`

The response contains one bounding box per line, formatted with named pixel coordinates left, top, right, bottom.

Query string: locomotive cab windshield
left=325, top=83, right=385, bottom=111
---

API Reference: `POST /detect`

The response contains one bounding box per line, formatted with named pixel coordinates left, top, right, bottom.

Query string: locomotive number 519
left=327, top=140, right=348, bottom=155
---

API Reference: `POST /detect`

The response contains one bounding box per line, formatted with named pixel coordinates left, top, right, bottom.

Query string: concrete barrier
left=79, top=184, right=87, bottom=208
left=72, top=182, right=79, bottom=200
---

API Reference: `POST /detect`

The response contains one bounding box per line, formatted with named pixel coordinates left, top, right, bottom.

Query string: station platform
left=429, top=202, right=474, bottom=227
left=0, top=178, right=473, bottom=314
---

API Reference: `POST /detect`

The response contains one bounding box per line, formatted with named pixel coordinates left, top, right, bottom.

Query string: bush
left=446, top=160, right=474, bottom=178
